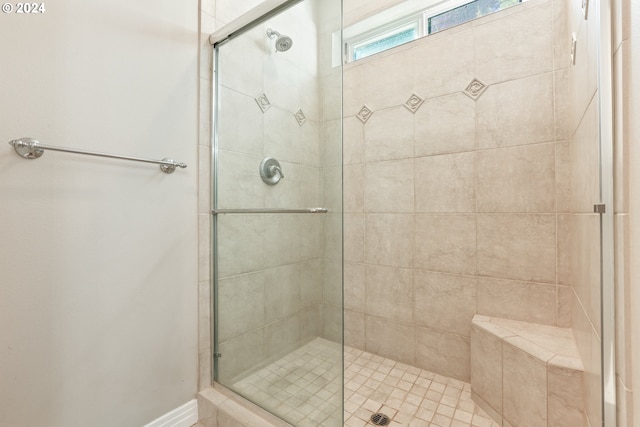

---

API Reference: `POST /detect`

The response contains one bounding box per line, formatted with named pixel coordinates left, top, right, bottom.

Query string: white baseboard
left=143, top=399, right=198, bottom=427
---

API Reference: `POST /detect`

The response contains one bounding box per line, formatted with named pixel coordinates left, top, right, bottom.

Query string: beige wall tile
left=415, top=328, right=470, bottom=382
left=216, top=150, right=264, bottom=210
left=476, top=143, right=556, bottom=213
left=571, top=214, right=601, bottom=332
left=414, top=214, right=477, bottom=275
left=476, top=73, right=555, bottom=149
left=616, top=377, right=634, bottom=427
left=477, top=214, right=556, bottom=283
left=264, top=265, right=301, bottom=323
left=199, top=349, right=213, bottom=392
left=557, top=213, right=573, bottom=285
left=216, top=25, right=265, bottom=95
left=365, top=264, right=414, bottom=323
left=264, top=316, right=300, bottom=360
left=217, top=215, right=265, bottom=277
left=477, top=277, right=557, bottom=326
left=218, top=272, right=265, bottom=342
left=557, top=285, right=573, bottom=328
left=470, top=323, right=503, bottom=415
left=555, top=141, right=571, bottom=213
left=345, top=164, right=364, bottom=213
left=552, top=0, right=570, bottom=69
left=300, top=305, right=322, bottom=342
left=474, top=2, right=553, bottom=84
left=344, top=213, right=365, bottom=263
left=365, top=316, right=415, bottom=365
left=548, top=364, right=584, bottom=427
left=415, top=152, right=476, bottom=213
left=345, top=262, right=365, bottom=312
left=365, top=158, right=415, bottom=213
left=218, top=329, right=265, bottom=382
left=365, top=214, right=414, bottom=268
left=414, top=271, right=476, bottom=337
left=199, top=280, right=212, bottom=352
left=199, top=214, right=212, bottom=283
left=570, top=98, right=600, bottom=213
left=323, top=259, right=343, bottom=308
left=360, top=49, right=415, bottom=111
left=300, top=260, right=323, bottom=308
left=323, top=304, right=343, bottom=343
left=216, top=87, right=264, bottom=155
left=414, top=93, right=476, bottom=157
left=324, top=118, right=342, bottom=167
left=555, top=69, right=571, bottom=141
left=413, top=30, right=475, bottom=100
left=344, top=116, right=365, bottom=165
left=363, top=106, right=415, bottom=163
left=502, top=342, right=548, bottom=427
left=263, top=215, right=322, bottom=268
left=323, top=213, right=343, bottom=261
left=345, top=310, right=366, bottom=350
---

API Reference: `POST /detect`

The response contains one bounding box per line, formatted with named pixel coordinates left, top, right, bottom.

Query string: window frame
left=342, top=0, right=526, bottom=63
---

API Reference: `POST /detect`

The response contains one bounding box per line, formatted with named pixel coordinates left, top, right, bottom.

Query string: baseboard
left=143, top=399, right=198, bottom=427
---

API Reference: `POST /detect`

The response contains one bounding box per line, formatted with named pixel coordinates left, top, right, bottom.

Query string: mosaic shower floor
left=232, top=338, right=499, bottom=427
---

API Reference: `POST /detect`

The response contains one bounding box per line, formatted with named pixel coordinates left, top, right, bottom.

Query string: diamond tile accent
left=463, top=78, right=488, bottom=101
left=254, top=93, right=271, bottom=113
left=404, top=93, right=425, bottom=113
left=356, top=104, right=374, bottom=123
left=294, top=109, right=306, bottom=126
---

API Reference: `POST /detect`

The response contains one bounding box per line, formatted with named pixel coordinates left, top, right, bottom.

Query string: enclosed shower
left=211, top=0, right=343, bottom=426
left=206, top=0, right=615, bottom=426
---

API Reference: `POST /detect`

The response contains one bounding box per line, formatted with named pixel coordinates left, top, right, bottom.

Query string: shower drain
left=370, top=413, right=391, bottom=426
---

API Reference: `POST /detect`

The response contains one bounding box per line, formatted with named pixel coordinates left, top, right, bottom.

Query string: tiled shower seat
left=470, top=315, right=585, bottom=427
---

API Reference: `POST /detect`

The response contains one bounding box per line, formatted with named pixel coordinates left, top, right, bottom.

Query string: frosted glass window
left=352, top=23, right=418, bottom=61
left=428, top=0, right=522, bottom=34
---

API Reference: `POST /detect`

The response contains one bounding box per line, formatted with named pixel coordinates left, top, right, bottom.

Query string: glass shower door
left=212, top=1, right=343, bottom=426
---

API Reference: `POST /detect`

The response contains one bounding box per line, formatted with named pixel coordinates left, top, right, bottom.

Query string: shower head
left=266, top=28, right=293, bottom=52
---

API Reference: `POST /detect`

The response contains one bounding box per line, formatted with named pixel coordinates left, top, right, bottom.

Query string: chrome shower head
left=266, top=28, right=293, bottom=52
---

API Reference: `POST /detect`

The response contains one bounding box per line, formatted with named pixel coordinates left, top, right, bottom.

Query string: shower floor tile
left=233, top=338, right=343, bottom=427
left=344, top=346, right=499, bottom=427
left=231, top=338, right=499, bottom=427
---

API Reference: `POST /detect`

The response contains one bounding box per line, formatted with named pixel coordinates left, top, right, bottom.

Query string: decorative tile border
left=463, top=78, right=488, bottom=101
left=356, top=104, right=374, bottom=123
left=294, top=109, right=306, bottom=126
left=404, top=93, right=425, bottom=113
left=254, top=93, right=272, bottom=113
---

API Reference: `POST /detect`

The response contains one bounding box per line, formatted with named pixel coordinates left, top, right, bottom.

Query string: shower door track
left=212, top=208, right=328, bottom=214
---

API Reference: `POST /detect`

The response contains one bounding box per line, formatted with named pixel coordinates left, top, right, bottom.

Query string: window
left=350, top=21, right=420, bottom=61
left=342, top=0, right=525, bottom=63
left=428, top=0, right=522, bottom=34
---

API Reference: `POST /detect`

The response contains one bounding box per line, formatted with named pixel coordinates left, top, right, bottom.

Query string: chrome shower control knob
left=260, top=157, right=284, bottom=185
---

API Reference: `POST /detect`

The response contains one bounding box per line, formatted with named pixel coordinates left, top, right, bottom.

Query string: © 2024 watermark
left=2, top=2, right=45, bottom=13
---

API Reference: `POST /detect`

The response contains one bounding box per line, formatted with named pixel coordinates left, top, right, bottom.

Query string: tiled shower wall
left=198, top=0, right=343, bottom=387
left=198, top=0, right=268, bottom=390
left=214, top=2, right=326, bottom=382
left=342, top=0, right=571, bottom=382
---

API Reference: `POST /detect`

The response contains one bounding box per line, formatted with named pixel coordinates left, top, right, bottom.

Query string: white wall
left=0, top=1, right=199, bottom=426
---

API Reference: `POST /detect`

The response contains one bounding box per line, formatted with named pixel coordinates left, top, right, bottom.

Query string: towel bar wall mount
left=8, top=137, right=187, bottom=174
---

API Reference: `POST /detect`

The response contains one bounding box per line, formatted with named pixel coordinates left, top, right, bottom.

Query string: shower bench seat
left=470, top=315, right=585, bottom=427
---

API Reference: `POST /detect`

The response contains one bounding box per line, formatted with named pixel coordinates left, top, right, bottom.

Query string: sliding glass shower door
left=211, top=1, right=343, bottom=426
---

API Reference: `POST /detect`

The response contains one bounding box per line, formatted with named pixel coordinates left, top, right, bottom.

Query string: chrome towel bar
left=8, top=138, right=187, bottom=174
left=213, top=208, right=328, bottom=214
